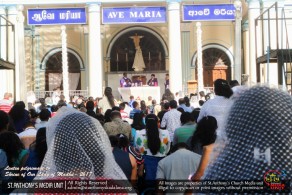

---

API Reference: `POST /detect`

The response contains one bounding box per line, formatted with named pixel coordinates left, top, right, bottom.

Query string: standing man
left=120, top=73, right=132, bottom=87
left=160, top=100, right=181, bottom=142
left=164, top=73, right=169, bottom=90
left=147, top=74, right=158, bottom=86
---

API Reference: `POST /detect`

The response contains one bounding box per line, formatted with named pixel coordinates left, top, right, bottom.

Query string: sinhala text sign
left=102, top=7, right=166, bottom=24
left=27, top=8, right=86, bottom=25
left=183, top=4, right=236, bottom=21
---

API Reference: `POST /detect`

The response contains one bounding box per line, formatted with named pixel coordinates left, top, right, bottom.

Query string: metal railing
left=34, top=90, right=89, bottom=99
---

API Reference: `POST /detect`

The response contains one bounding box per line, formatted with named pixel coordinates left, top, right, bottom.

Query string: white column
left=7, top=5, right=27, bottom=103
left=17, top=5, right=27, bottom=104
left=247, top=0, right=260, bottom=84
left=88, top=3, right=103, bottom=98
left=7, top=6, right=16, bottom=64
left=196, top=22, right=204, bottom=92
left=242, top=22, right=250, bottom=84
left=234, top=0, right=242, bottom=83
left=168, top=0, right=182, bottom=94
left=61, top=25, right=69, bottom=102
left=0, top=7, right=14, bottom=100
left=0, top=6, right=7, bottom=61
left=83, top=25, right=89, bottom=91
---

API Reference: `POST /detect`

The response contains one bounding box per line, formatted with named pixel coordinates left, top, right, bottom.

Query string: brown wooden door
left=203, top=65, right=228, bottom=87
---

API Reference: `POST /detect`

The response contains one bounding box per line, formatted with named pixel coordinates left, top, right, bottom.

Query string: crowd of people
left=0, top=78, right=291, bottom=194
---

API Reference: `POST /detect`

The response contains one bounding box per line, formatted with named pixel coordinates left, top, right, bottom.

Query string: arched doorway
left=203, top=48, right=231, bottom=87
left=107, top=27, right=168, bottom=72
left=193, top=45, right=232, bottom=87
left=41, top=48, right=84, bottom=91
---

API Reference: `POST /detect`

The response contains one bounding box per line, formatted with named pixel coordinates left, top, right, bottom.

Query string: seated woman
left=116, top=133, right=144, bottom=178
left=186, top=116, right=217, bottom=181
left=24, top=127, right=47, bottom=181
left=131, top=112, right=145, bottom=145
left=134, top=114, right=170, bottom=157
left=109, top=135, right=137, bottom=186
left=134, top=114, right=170, bottom=189
left=33, top=107, right=132, bottom=194
left=0, top=131, right=29, bottom=180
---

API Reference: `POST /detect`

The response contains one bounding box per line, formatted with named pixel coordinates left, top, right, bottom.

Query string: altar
left=118, top=86, right=161, bottom=102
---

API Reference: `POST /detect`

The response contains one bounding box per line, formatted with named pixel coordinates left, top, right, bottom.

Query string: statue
left=130, top=33, right=146, bottom=72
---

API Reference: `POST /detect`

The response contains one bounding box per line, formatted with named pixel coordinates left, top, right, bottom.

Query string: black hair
left=0, top=131, right=25, bottom=166
left=184, top=96, right=191, bottom=107
left=29, top=109, right=38, bottom=119
left=163, top=102, right=170, bottom=110
left=191, top=109, right=200, bottom=123
left=39, top=109, right=51, bottom=121
left=109, top=135, right=119, bottom=147
left=57, top=100, right=67, bottom=108
left=51, top=105, right=58, bottom=112
left=110, top=111, right=121, bottom=119
left=95, top=113, right=105, bottom=126
left=112, top=106, right=121, bottom=112
left=199, top=100, right=205, bottom=106
left=177, top=107, right=184, bottom=113
left=9, top=101, right=26, bottom=121
left=131, top=112, right=145, bottom=130
left=180, top=112, right=192, bottom=125
left=140, top=100, right=147, bottom=114
left=145, top=114, right=160, bottom=155
left=132, top=101, right=139, bottom=109
left=214, top=79, right=233, bottom=98
left=229, top=80, right=240, bottom=88
left=191, top=116, right=217, bottom=149
left=86, top=101, right=95, bottom=111
left=119, top=102, right=126, bottom=110
left=35, top=127, right=47, bottom=166
left=169, top=100, right=178, bottom=109
left=116, top=133, right=130, bottom=149
left=104, top=109, right=112, bottom=123
left=0, top=110, right=9, bottom=131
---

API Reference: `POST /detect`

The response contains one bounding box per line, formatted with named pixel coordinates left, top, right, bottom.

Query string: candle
left=126, top=53, right=128, bottom=61
left=116, top=53, right=119, bottom=61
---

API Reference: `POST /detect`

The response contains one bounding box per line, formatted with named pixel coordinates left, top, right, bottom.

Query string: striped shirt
left=0, top=99, right=13, bottom=113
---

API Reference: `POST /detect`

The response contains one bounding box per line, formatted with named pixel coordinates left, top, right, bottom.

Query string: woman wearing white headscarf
left=34, top=107, right=133, bottom=194
left=203, top=86, right=291, bottom=193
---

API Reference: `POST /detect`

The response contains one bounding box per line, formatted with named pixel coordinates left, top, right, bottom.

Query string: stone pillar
left=247, top=0, right=260, bottom=84
left=61, top=25, right=69, bottom=102
left=8, top=5, right=27, bottom=103
left=7, top=6, right=16, bottom=64
left=196, top=22, right=204, bottom=92
left=167, top=0, right=182, bottom=94
left=234, top=0, right=242, bottom=83
left=0, top=6, right=7, bottom=61
left=88, top=3, right=103, bottom=98
left=242, top=21, right=249, bottom=80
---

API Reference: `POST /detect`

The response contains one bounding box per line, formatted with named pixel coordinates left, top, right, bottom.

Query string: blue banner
left=183, top=4, right=236, bottom=21
left=102, top=7, right=166, bottom=24
left=27, top=8, right=86, bottom=25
